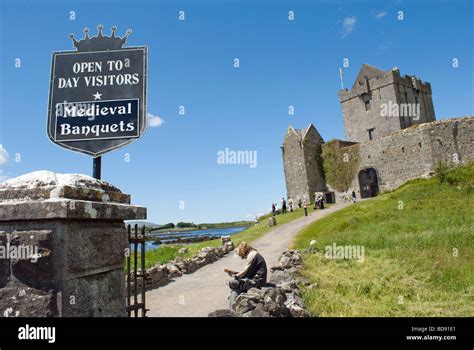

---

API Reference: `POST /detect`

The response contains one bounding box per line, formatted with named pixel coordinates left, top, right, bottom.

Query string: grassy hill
left=292, top=162, right=474, bottom=316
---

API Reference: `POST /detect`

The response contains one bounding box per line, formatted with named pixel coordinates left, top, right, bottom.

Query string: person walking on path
left=224, top=242, right=268, bottom=309
left=351, top=190, right=357, bottom=203
left=303, top=199, right=308, bottom=216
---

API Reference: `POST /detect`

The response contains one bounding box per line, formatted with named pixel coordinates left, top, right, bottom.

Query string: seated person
left=224, top=242, right=267, bottom=309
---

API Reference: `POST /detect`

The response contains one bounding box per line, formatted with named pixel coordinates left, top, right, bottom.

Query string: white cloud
left=147, top=113, right=165, bottom=128
left=341, top=16, right=357, bottom=37
left=0, top=145, right=9, bottom=165
left=374, top=11, right=387, bottom=20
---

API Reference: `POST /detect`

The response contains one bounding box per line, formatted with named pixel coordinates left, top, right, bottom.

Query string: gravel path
left=146, top=202, right=350, bottom=317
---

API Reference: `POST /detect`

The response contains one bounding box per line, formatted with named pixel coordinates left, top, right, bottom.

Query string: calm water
left=144, top=226, right=248, bottom=251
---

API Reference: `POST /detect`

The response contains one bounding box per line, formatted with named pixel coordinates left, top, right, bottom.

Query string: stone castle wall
left=282, top=130, right=310, bottom=202
left=392, top=70, right=435, bottom=125
left=283, top=64, right=469, bottom=204
left=339, top=69, right=436, bottom=143
left=339, top=70, right=401, bottom=142
left=428, top=117, right=474, bottom=165
left=282, top=126, right=326, bottom=203
left=302, top=127, right=327, bottom=199
left=340, top=117, right=474, bottom=199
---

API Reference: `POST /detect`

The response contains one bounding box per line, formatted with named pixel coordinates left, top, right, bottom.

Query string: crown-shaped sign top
left=69, top=25, right=132, bottom=52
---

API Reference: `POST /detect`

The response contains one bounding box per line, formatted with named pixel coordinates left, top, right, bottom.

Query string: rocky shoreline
left=208, top=249, right=311, bottom=317
left=150, top=235, right=216, bottom=245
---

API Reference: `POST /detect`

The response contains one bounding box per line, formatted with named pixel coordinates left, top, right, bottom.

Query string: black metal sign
left=47, top=26, right=147, bottom=157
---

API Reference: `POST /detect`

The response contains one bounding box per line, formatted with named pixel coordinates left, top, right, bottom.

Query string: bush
left=445, top=161, right=474, bottom=190
left=435, top=160, right=450, bottom=184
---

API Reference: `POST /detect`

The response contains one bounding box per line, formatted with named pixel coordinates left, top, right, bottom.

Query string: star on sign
left=93, top=92, right=102, bottom=100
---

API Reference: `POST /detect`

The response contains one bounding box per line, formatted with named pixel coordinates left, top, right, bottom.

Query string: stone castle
left=282, top=64, right=474, bottom=203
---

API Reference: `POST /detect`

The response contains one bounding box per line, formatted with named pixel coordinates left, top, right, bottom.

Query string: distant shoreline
left=148, top=223, right=253, bottom=235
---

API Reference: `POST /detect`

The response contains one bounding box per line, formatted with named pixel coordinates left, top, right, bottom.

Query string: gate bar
left=133, top=224, right=139, bottom=317
left=93, top=156, right=102, bottom=179
left=126, top=225, right=131, bottom=317
left=141, top=225, right=146, bottom=317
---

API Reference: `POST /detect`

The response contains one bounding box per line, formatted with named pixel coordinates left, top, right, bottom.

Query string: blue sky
left=0, top=0, right=472, bottom=224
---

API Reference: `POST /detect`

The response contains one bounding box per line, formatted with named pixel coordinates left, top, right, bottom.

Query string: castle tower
left=281, top=124, right=326, bottom=203
left=338, top=64, right=436, bottom=142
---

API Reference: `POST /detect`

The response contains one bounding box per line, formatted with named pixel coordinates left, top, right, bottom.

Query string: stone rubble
left=208, top=249, right=311, bottom=318
left=178, top=247, right=189, bottom=254
left=267, top=217, right=277, bottom=227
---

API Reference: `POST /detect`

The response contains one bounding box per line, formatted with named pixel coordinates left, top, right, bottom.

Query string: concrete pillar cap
left=0, top=170, right=129, bottom=204
left=0, top=171, right=146, bottom=221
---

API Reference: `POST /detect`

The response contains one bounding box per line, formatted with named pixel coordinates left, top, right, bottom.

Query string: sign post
left=93, top=156, right=102, bottom=179
left=47, top=25, right=148, bottom=179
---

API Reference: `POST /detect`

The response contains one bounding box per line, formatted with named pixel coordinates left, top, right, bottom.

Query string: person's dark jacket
left=235, top=251, right=267, bottom=287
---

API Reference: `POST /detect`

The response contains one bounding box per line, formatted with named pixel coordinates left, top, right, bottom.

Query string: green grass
left=137, top=206, right=319, bottom=269
left=292, top=162, right=474, bottom=316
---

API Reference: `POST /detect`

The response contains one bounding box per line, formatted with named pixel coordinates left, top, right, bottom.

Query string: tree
left=159, top=223, right=175, bottom=229
left=176, top=222, right=195, bottom=228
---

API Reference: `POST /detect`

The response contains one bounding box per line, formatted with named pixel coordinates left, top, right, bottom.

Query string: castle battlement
left=339, top=67, right=432, bottom=102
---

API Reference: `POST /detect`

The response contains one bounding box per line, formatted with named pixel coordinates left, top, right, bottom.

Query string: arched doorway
left=358, top=168, right=379, bottom=199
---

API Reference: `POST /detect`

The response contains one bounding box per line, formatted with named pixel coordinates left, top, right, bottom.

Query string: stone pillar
left=0, top=171, right=146, bottom=317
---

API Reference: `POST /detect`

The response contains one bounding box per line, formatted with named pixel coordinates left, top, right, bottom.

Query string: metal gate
left=126, top=224, right=148, bottom=317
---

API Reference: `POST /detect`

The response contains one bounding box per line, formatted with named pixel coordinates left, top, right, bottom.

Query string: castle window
left=401, top=147, right=405, bottom=153
left=368, top=128, right=376, bottom=140
left=362, top=93, right=371, bottom=111
left=404, top=91, right=409, bottom=103
left=365, top=99, right=371, bottom=111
